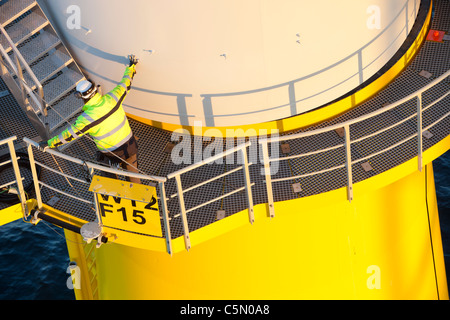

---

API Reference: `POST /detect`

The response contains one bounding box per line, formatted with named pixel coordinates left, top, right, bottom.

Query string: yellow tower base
left=65, top=161, right=448, bottom=299
left=59, top=0, right=449, bottom=300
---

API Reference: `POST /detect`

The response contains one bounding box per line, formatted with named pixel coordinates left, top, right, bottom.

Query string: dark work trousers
left=97, top=135, right=141, bottom=184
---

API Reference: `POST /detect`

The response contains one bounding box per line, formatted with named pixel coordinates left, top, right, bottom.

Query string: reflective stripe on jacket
left=48, top=65, right=136, bottom=152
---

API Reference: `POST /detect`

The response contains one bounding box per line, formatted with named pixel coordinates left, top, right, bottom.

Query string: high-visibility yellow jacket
left=48, top=65, right=136, bottom=153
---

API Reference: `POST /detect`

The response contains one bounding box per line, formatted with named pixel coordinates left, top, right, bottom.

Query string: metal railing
left=3, top=67, right=449, bottom=254
left=167, top=141, right=254, bottom=251
left=22, top=138, right=172, bottom=253
left=16, top=138, right=255, bottom=254
left=259, top=69, right=450, bottom=216
left=0, top=136, right=27, bottom=214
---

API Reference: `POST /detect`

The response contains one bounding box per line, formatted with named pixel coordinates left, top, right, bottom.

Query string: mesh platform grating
left=0, top=0, right=448, bottom=240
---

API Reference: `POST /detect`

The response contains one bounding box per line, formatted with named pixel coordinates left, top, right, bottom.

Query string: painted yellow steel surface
left=64, top=160, right=448, bottom=299
left=60, top=1, right=447, bottom=298
left=64, top=229, right=97, bottom=300
left=0, top=199, right=36, bottom=227
left=0, top=203, right=24, bottom=226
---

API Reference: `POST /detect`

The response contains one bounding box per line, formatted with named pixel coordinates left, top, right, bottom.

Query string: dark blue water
left=434, top=150, right=450, bottom=286
left=0, top=151, right=449, bottom=300
left=0, top=220, right=75, bottom=300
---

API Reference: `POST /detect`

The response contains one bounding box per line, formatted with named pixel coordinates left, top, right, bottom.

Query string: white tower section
left=38, top=0, right=419, bottom=127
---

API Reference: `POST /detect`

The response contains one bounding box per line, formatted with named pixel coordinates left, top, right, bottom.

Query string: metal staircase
left=0, top=0, right=85, bottom=140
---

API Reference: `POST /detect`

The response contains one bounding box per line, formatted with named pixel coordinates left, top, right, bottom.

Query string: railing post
left=260, top=141, right=275, bottom=218
left=6, top=138, right=27, bottom=215
left=88, top=166, right=102, bottom=224
left=174, top=175, right=191, bottom=251
left=417, top=94, right=423, bottom=171
left=27, top=144, right=43, bottom=209
left=344, top=125, right=353, bottom=202
left=158, top=181, right=173, bottom=255
left=240, top=146, right=254, bottom=224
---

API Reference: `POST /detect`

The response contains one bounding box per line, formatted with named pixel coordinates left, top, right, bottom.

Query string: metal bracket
left=30, top=210, right=41, bottom=225
left=292, top=182, right=302, bottom=193
left=419, top=70, right=432, bottom=79
left=361, top=162, right=373, bottom=172
left=281, top=143, right=291, bottom=154
left=423, top=130, right=433, bottom=139
left=216, top=210, right=226, bottom=220
left=335, top=128, right=345, bottom=138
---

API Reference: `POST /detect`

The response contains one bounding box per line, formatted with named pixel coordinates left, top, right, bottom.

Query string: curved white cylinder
left=38, top=0, right=420, bottom=127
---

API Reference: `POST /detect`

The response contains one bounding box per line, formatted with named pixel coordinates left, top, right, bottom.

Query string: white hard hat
left=76, top=79, right=98, bottom=100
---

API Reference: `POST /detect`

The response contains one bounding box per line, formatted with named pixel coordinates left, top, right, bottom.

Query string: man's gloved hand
left=38, top=141, right=49, bottom=152
left=129, top=54, right=139, bottom=67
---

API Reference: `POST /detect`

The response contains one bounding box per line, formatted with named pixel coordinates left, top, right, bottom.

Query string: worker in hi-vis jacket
left=39, top=55, right=141, bottom=184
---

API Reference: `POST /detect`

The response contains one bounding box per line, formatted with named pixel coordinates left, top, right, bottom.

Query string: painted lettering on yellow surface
left=97, top=193, right=162, bottom=237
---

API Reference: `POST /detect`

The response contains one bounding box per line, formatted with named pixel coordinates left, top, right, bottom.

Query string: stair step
left=0, top=7, right=48, bottom=50
left=0, top=0, right=36, bottom=27
left=47, top=90, right=84, bottom=132
left=41, top=67, right=84, bottom=105
left=16, top=28, right=61, bottom=65
left=0, top=1, right=86, bottom=141
left=22, top=46, right=73, bottom=85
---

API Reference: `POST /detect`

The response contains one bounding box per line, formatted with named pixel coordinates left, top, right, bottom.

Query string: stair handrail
left=0, top=24, right=46, bottom=116
left=0, top=41, right=18, bottom=75
left=0, top=41, right=43, bottom=115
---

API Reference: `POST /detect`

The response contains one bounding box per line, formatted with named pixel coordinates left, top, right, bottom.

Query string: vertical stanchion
left=27, top=143, right=43, bottom=209
left=240, top=146, right=254, bottom=224
left=344, top=125, right=353, bottom=202
left=159, top=181, right=173, bottom=255
left=417, top=94, right=423, bottom=171
left=260, top=140, right=275, bottom=218
left=88, top=167, right=102, bottom=225
left=174, top=175, right=191, bottom=251
left=7, top=138, right=26, bottom=215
